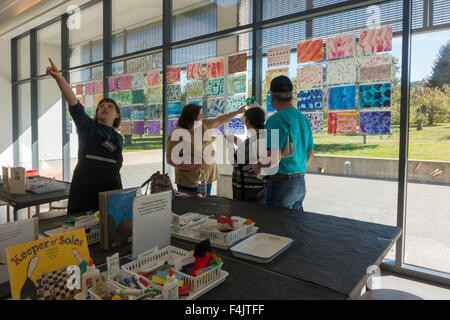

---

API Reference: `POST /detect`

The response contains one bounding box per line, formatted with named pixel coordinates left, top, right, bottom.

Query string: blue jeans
left=266, top=175, right=306, bottom=212
left=177, top=184, right=212, bottom=196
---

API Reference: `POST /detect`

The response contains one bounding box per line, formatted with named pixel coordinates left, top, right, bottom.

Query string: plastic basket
left=192, top=223, right=256, bottom=247
left=122, top=246, right=223, bottom=292
left=171, top=214, right=209, bottom=235
left=44, top=220, right=100, bottom=245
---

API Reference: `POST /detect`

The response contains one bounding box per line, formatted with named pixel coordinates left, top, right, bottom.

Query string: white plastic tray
left=179, top=270, right=228, bottom=300
left=172, top=227, right=258, bottom=250
left=230, top=233, right=294, bottom=263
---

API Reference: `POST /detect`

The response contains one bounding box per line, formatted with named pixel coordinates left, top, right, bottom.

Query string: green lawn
left=123, top=123, right=450, bottom=161
left=313, top=123, right=450, bottom=161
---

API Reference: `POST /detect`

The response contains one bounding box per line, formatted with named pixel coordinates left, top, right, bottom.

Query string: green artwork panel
left=132, top=89, right=146, bottom=104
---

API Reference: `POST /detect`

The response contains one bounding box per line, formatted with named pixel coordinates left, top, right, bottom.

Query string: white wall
left=0, top=35, right=13, bottom=167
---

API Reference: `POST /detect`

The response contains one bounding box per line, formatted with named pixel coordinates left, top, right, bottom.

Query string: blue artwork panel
left=297, top=88, right=323, bottom=111
left=327, top=85, right=356, bottom=110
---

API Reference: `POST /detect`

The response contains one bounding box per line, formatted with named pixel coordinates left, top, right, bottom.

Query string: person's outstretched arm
left=211, top=105, right=246, bottom=129
left=46, top=58, right=78, bottom=107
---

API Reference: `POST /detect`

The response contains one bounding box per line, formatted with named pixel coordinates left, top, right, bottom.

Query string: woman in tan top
left=167, top=103, right=246, bottom=195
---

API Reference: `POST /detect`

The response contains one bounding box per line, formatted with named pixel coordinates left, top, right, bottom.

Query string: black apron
left=67, top=122, right=123, bottom=214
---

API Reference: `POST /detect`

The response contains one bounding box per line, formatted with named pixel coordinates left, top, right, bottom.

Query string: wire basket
left=121, top=246, right=223, bottom=292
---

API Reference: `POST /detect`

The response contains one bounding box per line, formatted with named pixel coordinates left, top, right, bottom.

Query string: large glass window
left=69, top=3, right=103, bottom=67
left=68, top=66, right=103, bottom=180
left=37, top=22, right=61, bottom=76
left=260, top=3, right=403, bottom=265
left=108, top=53, right=163, bottom=189
left=172, top=0, right=252, bottom=42
left=17, top=36, right=30, bottom=80
left=404, top=27, right=450, bottom=275
left=38, top=77, right=63, bottom=179
left=112, top=0, right=162, bottom=57
left=18, top=83, right=32, bottom=170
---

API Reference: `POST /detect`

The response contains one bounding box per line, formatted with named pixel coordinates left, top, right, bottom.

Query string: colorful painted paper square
left=147, top=121, right=161, bottom=136
left=303, top=112, right=324, bottom=134
left=228, top=53, right=247, bottom=74
left=168, top=120, right=178, bottom=135
left=166, top=66, right=181, bottom=84
left=118, top=90, right=131, bottom=106
left=167, top=84, right=181, bottom=102
left=120, top=75, right=132, bottom=90
left=328, top=111, right=357, bottom=135
left=227, top=95, right=247, bottom=113
left=76, top=83, right=84, bottom=95
left=131, top=72, right=145, bottom=89
left=206, top=78, right=225, bottom=97
left=265, top=68, right=289, bottom=88
left=146, top=104, right=162, bottom=120
left=94, top=81, right=104, bottom=94
left=120, top=121, right=133, bottom=135
left=359, top=27, right=392, bottom=55
left=186, top=62, right=203, bottom=80
left=359, top=83, right=392, bottom=109
left=297, top=89, right=323, bottom=111
left=168, top=101, right=182, bottom=118
left=266, top=94, right=275, bottom=113
left=133, top=120, right=145, bottom=135
left=328, top=85, right=357, bottom=110
left=297, top=65, right=323, bottom=89
left=359, top=110, right=391, bottom=135
left=95, top=94, right=104, bottom=107
left=227, top=74, right=247, bottom=95
left=326, top=35, right=355, bottom=59
left=84, top=95, right=94, bottom=108
left=187, top=100, right=203, bottom=106
left=227, top=118, right=245, bottom=135
left=120, top=106, right=131, bottom=121
left=131, top=89, right=146, bottom=104
left=109, top=91, right=119, bottom=104
left=85, top=82, right=94, bottom=95
left=207, top=58, right=225, bottom=79
left=327, top=58, right=356, bottom=85
left=297, top=40, right=323, bottom=63
left=108, top=77, right=119, bottom=92
left=268, top=46, right=291, bottom=67
left=206, top=98, right=226, bottom=118
left=132, top=105, right=145, bottom=120
left=214, top=125, right=225, bottom=136
left=359, top=65, right=392, bottom=82
left=147, top=70, right=160, bottom=87
left=186, top=81, right=204, bottom=98
left=148, top=85, right=162, bottom=104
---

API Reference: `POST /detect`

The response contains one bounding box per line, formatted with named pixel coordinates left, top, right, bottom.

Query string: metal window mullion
left=162, top=0, right=172, bottom=175
left=30, top=30, right=39, bottom=171
left=104, top=0, right=112, bottom=95
left=11, top=39, right=19, bottom=167
left=62, top=14, right=71, bottom=182
left=396, top=0, right=413, bottom=269
left=252, top=0, right=262, bottom=105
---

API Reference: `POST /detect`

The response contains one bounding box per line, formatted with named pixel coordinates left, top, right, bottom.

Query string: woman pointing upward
left=47, top=58, right=123, bottom=214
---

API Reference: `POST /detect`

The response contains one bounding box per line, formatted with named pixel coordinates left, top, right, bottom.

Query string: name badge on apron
left=102, top=140, right=118, bottom=153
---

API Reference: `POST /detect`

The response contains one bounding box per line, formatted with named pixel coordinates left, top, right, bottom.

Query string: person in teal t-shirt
left=254, top=76, right=314, bottom=212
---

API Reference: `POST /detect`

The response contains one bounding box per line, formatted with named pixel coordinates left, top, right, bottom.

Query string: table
left=0, top=196, right=400, bottom=300
left=0, top=180, right=71, bottom=221
left=0, top=211, right=345, bottom=300
left=172, top=196, right=402, bottom=300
